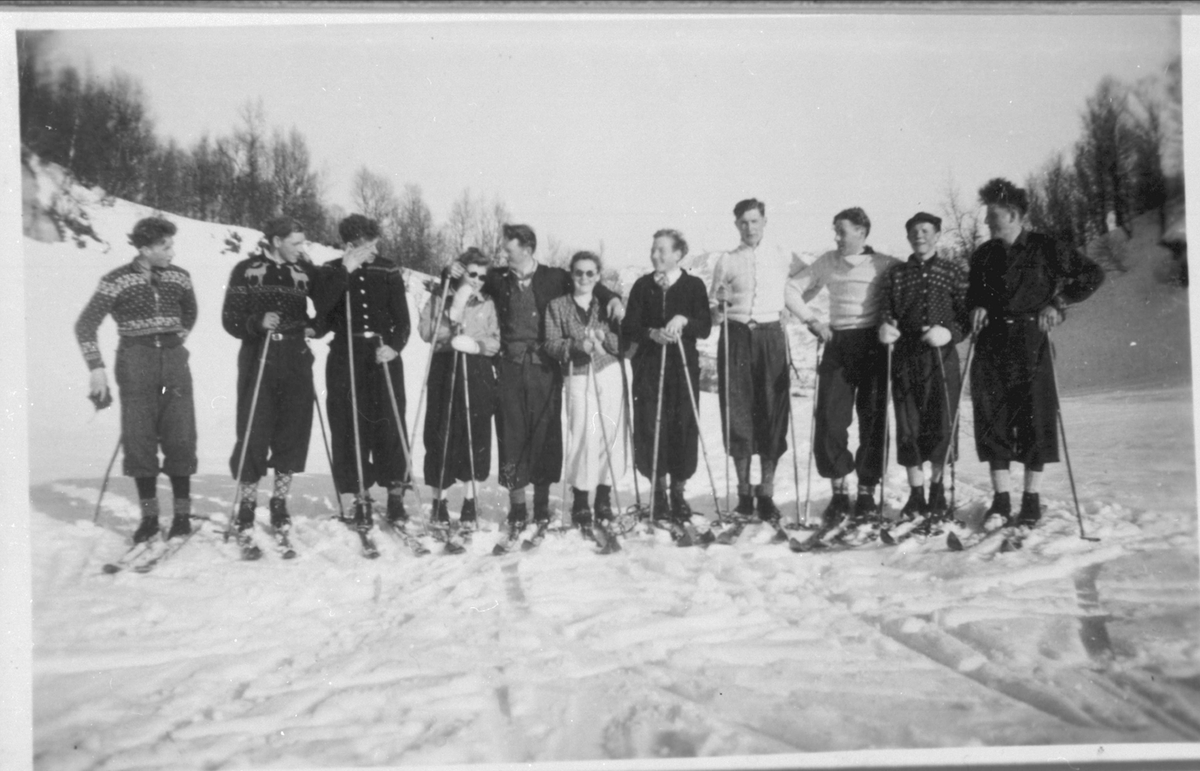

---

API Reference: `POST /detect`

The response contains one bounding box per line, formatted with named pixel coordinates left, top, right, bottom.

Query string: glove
left=878, top=322, right=901, bottom=345
left=922, top=325, right=951, bottom=348
left=451, top=334, right=481, bottom=354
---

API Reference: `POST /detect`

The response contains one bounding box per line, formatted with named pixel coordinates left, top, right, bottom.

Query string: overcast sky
left=28, top=9, right=1181, bottom=266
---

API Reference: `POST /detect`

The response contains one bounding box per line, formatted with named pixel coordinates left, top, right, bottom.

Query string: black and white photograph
left=2, top=5, right=1197, bottom=771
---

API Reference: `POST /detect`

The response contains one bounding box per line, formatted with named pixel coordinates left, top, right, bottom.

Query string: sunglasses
left=572, top=269, right=597, bottom=278
left=465, top=271, right=486, bottom=279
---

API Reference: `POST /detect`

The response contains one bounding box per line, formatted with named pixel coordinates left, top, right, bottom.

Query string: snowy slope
left=20, top=159, right=1200, bottom=769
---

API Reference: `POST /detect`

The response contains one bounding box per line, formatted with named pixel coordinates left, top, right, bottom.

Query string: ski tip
left=101, top=564, right=121, bottom=574
left=879, top=529, right=895, bottom=545
left=946, top=532, right=964, bottom=551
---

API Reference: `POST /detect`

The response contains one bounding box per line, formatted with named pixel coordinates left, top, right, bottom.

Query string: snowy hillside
left=18, top=158, right=1200, bottom=769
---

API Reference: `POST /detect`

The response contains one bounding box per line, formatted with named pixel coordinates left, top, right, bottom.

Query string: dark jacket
left=312, top=256, right=411, bottom=354
left=967, top=230, right=1105, bottom=319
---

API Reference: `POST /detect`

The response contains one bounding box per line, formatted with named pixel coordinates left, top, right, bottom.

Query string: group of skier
left=77, top=175, right=1104, bottom=558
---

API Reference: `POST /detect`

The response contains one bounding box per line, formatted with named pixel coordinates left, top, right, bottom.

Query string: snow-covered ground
left=15, top=163, right=1200, bottom=769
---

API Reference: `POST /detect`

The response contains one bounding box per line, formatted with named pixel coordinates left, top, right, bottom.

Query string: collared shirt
left=785, top=247, right=900, bottom=330
left=882, top=253, right=969, bottom=345
left=656, top=267, right=683, bottom=290
left=76, top=258, right=197, bottom=370
left=711, top=239, right=805, bottom=324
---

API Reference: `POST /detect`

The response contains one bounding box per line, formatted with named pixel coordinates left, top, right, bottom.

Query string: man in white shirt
left=711, top=199, right=806, bottom=521
left=785, top=207, right=900, bottom=527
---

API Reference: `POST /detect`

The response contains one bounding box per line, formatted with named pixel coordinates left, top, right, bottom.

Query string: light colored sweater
left=785, top=248, right=900, bottom=330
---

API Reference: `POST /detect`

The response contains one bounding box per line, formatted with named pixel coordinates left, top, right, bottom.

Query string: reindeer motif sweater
left=222, top=251, right=320, bottom=341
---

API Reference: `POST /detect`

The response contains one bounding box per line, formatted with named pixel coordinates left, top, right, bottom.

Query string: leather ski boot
left=133, top=498, right=161, bottom=543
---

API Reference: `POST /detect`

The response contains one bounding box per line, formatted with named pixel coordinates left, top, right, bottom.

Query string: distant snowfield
left=19, top=167, right=1200, bottom=769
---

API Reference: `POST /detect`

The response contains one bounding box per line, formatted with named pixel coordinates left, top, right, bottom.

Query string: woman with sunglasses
left=544, top=251, right=627, bottom=534
left=419, top=247, right=500, bottom=532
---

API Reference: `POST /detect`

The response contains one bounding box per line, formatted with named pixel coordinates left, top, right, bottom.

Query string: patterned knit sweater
left=75, top=259, right=198, bottom=370
left=222, top=251, right=319, bottom=342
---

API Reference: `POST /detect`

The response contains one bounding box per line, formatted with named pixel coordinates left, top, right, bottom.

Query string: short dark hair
left=128, top=217, right=177, bottom=249
left=262, top=216, right=305, bottom=244
left=502, top=223, right=537, bottom=253
left=653, top=228, right=689, bottom=258
left=569, top=250, right=602, bottom=273
left=905, top=211, right=942, bottom=233
left=458, top=246, right=491, bottom=269
left=338, top=214, right=381, bottom=245
left=733, top=199, right=765, bottom=219
left=833, top=207, right=871, bottom=237
left=978, top=177, right=1029, bottom=215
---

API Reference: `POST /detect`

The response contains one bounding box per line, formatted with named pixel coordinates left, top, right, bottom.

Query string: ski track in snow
left=22, top=174, right=1200, bottom=768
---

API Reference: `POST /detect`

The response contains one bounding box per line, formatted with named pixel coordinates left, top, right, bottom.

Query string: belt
left=120, top=332, right=182, bottom=349
left=735, top=319, right=780, bottom=331
left=998, top=314, right=1039, bottom=324
left=352, top=331, right=381, bottom=339
left=268, top=330, right=307, bottom=341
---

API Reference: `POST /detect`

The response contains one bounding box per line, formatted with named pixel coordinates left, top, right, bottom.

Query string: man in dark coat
left=967, top=178, right=1105, bottom=527
left=312, top=215, right=410, bottom=531
left=448, top=224, right=622, bottom=538
left=222, top=216, right=321, bottom=535
left=622, top=229, right=713, bottom=521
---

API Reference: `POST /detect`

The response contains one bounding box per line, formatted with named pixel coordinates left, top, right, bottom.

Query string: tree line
left=1023, top=59, right=1181, bottom=272
left=21, top=32, right=1181, bottom=280
left=17, top=31, right=509, bottom=275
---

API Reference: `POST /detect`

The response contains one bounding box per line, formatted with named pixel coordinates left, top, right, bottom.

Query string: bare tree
left=938, top=174, right=985, bottom=267
left=350, top=166, right=400, bottom=230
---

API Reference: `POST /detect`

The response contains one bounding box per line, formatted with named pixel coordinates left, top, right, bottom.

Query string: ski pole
left=945, top=334, right=976, bottom=515
left=616, top=324, right=642, bottom=513
left=563, top=358, right=574, bottom=526
left=1049, top=334, right=1096, bottom=541
left=804, top=340, right=822, bottom=528
left=935, top=343, right=955, bottom=510
left=676, top=337, right=723, bottom=524
left=879, top=342, right=894, bottom=524
left=649, top=329, right=668, bottom=521
left=436, top=350, right=459, bottom=511
left=722, top=304, right=732, bottom=516
left=461, top=350, right=479, bottom=532
left=379, top=338, right=424, bottom=515
left=312, top=390, right=345, bottom=520
left=782, top=328, right=803, bottom=528
left=345, top=291, right=370, bottom=526
left=93, top=435, right=122, bottom=524
left=408, top=275, right=453, bottom=472
left=227, top=332, right=272, bottom=539
left=589, top=357, right=623, bottom=514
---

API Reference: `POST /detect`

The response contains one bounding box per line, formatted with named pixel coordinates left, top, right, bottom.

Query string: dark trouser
left=631, top=344, right=700, bottom=482
left=229, top=336, right=314, bottom=483
left=424, top=350, right=496, bottom=488
left=326, top=337, right=409, bottom=494
left=717, top=320, right=790, bottom=463
left=814, top=327, right=888, bottom=486
left=892, top=340, right=960, bottom=468
left=115, top=342, right=197, bottom=478
left=496, top=354, right=562, bottom=490
left=971, top=317, right=1058, bottom=468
